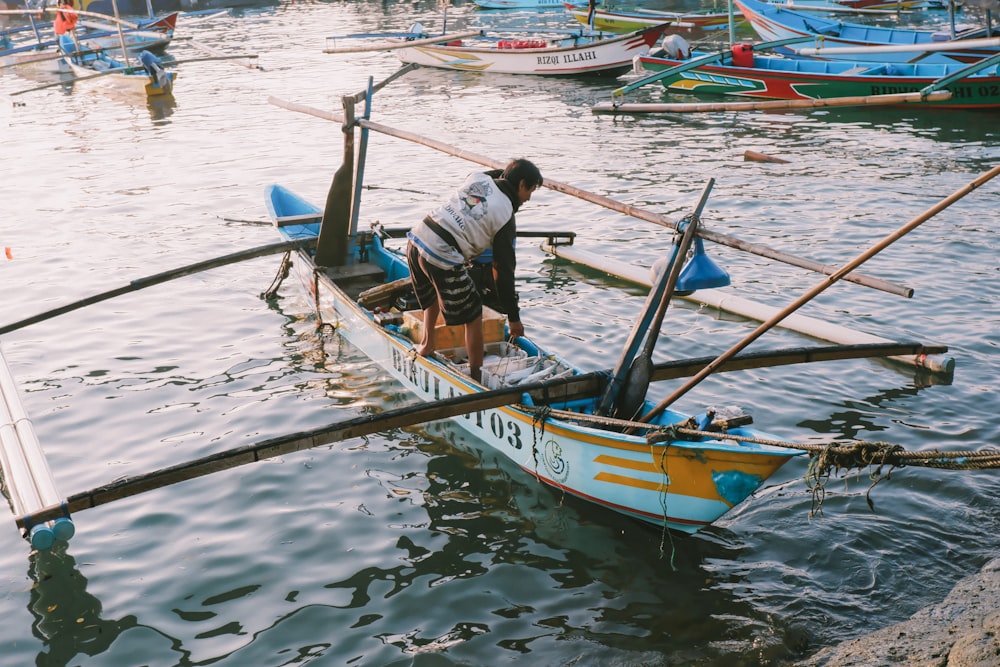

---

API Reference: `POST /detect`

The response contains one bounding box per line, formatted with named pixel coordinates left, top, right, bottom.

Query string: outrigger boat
left=1, top=71, right=984, bottom=551
left=325, top=23, right=672, bottom=76
left=624, top=47, right=1000, bottom=109
left=259, top=70, right=959, bottom=533
left=264, top=186, right=805, bottom=534
left=58, top=32, right=175, bottom=96
left=735, top=0, right=1000, bottom=64
left=0, top=8, right=177, bottom=67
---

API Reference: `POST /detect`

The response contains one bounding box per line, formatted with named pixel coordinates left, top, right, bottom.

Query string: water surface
left=1, top=2, right=999, bottom=665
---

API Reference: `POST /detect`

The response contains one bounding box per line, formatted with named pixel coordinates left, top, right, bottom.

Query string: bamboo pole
left=592, top=90, right=954, bottom=114
left=185, top=39, right=259, bottom=69
left=796, top=36, right=1000, bottom=57
left=539, top=242, right=954, bottom=375
left=639, top=163, right=1000, bottom=424
left=10, top=66, right=134, bottom=95
left=0, top=7, right=144, bottom=30
left=0, top=238, right=316, bottom=336
left=323, top=29, right=482, bottom=54
left=266, top=96, right=912, bottom=298
left=12, top=340, right=944, bottom=527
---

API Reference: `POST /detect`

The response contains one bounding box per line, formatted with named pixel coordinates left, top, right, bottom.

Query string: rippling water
left=2, top=1, right=999, bottom=665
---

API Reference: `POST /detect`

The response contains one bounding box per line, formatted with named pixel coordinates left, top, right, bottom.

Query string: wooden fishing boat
left=631, top=49, right=1000, bottom=108
left=75, top=10, right=177, bottom=53
left=735, top=0, right=1000, bottom=63
left=325, top=22, right=675, bottom=75
left=564, top=3, right=737, bottom=33
left=59, top=34, right=175, bottom=96
left=264, top=183, right=803, bottom=534
left=389, top=24, right=672, bottom=75
left=0, top=10, right=177, bottom=67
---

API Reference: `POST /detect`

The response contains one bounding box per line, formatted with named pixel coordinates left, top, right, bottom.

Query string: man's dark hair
left=502, top=158, right=543, bottom=190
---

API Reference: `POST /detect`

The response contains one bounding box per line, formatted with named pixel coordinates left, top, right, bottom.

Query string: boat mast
left=111, top=0, right=131, bottom=69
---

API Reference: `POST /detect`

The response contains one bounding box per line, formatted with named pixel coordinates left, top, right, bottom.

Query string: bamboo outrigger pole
left=266, top=96, right=913, bottom=298
left=0, top=239, right=316, bottom=336
left=14, top=340, right=946, bottom=528
left=638, top=163, right=1000, bottom=424
left=593, top=90, right=953, bottom=114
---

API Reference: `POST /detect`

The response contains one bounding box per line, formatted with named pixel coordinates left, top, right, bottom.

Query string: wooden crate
left=402, top=306, right=506, bottom=351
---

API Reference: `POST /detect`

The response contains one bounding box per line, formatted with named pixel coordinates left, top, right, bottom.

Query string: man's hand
left=508, top=320, right=525, bottom=340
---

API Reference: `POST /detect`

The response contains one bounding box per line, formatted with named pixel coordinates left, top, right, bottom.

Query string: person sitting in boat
left=406, top=158, right=543, bottom=382
left=53, top=0, right=77, bottom=36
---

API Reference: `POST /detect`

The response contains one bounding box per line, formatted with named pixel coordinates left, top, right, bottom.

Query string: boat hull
left=735, top=0, right=1000, bottom=64
left=62, top=52, right=176, bottom=97
left=395, top=25, right=669, bottom=75
left=265, top=185, right=799, bottom=533
left=636, top=53, right=1000, bottom=108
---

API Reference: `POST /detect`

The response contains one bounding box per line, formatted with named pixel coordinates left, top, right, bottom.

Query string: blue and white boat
left=735, top=0, right=1000, bottom=63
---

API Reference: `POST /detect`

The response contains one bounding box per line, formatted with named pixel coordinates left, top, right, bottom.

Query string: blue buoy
left=29, top=523, right=55, bottom=551
left=677, top=238, right=731, bottom=293
left=52, top=517, right=75, bottom=542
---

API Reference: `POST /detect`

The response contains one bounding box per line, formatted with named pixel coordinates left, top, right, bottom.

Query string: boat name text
left=390, top=347, right=526, bottom=451
left=536, top=49, right=597, bottom=66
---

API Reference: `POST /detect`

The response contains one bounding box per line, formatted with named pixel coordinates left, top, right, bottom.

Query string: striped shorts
left=406, top=241, right=482, bottom=326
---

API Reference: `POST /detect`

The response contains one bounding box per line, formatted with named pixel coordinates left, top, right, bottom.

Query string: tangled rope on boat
left=526, top=406, right=1000, bottom=515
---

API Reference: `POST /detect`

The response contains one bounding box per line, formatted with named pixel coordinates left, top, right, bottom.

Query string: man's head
left=501, top=158, right=542, bottom=206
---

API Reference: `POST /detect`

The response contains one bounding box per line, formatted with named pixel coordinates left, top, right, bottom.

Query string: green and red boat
left=629, top=49, right=1000, bottom=109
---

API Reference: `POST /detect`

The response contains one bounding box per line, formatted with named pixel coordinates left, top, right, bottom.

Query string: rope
left=259, top=251, right=292, bottom=300
left=530, top=405, right=551, bottom=479
left=527, top=406, right=1000, bottom=470
left=525, top=405, right=1000, bottom=517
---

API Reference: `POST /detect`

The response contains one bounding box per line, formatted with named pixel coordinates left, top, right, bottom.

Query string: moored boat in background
left=735, top=0, right=1000, bottom=63
left=326, top=23, right=674, bottom=76
left=631, top=48, right=1000, bottom=109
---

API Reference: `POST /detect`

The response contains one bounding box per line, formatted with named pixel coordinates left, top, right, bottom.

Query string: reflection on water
left=1, top=1, right=999, bottom=666
left=29, top=547, right=135, bottom=665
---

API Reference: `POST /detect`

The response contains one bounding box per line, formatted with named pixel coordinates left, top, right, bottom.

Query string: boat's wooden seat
left=324, top=262, right=385, bottom=299
left=275, top=213, right=322, bottom=227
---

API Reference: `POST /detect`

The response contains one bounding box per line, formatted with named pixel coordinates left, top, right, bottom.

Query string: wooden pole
left=13, top=340, right=945, bottom=527
left=185, top=39, right=259, bottom=69
left=110, top=0, right=132, bottom=70
left=267, top=96, right=913, bottom=298
left=314, top=95, right=355, bottom=267
left=638, top=163, right=1000, bottom=424
left=323, top=29, right=482, bottom=54
left=611, top=182, right=710, bottom=420
left=592, top=90, right=954, bottom=114
left=796, top=36, right=1000, bottom=57
left=540, top=242, right=954, bottom=375
left=0, top=239, right=316, bottom=336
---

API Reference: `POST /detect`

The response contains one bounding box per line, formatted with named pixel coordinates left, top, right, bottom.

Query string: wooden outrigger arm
left=12, top=340, right=945, bottom=529
left=267, top=96, right=914, bottom=298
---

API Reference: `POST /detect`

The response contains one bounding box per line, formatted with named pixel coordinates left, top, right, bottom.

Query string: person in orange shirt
left=53, top=0, right=78, bottom=36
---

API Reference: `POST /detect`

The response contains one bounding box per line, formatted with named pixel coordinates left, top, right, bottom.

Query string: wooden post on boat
left=638, top=163, right=1000, bottom=424
left=0, top=346, right=74, bottom=550
left=267, top=96, right=915, bottom=298
left=314, top=94, right=356, bottom=267
left=350, top=78, right=375, bottom=238
left=110, top=0, right=132, bottom=70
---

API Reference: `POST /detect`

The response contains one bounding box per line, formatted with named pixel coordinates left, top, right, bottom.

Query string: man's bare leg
left=415, top=302, right=440, bottom=357
left=465, top=316, right=484, bottom=382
